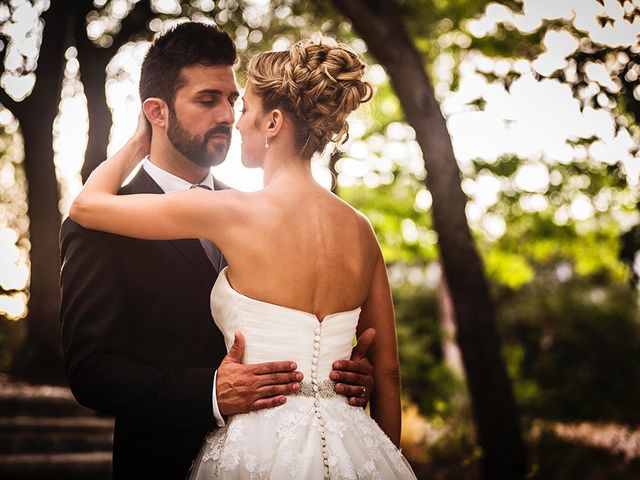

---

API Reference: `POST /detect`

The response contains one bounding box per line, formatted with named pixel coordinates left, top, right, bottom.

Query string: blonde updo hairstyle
left=247, top=40, right=373, bottom=159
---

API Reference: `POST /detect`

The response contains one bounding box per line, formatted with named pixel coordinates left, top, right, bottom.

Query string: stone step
left=0, top=384, right=96, bottom=418
left=0, top=416, right=115, bottom=432
left=0, top=429, right=112, bottom=454
left=0, top=416, right=114, bottom=454
left=0, top=452, right=111, bottom=479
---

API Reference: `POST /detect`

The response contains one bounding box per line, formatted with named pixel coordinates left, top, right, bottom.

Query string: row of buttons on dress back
left=311, top=325, right=331, bottom=480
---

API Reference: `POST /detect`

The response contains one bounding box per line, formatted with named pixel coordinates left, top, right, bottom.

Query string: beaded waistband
left=291, top=379, right=340, bottom=399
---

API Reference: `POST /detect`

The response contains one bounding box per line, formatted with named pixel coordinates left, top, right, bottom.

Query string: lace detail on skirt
left=187, top=396, right=416, bottom=479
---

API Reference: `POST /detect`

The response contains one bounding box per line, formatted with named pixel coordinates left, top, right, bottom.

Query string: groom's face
left=167, top=64, right=239, bottom=168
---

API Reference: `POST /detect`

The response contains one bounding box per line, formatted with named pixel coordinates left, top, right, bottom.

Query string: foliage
left=386, top=262, right=640, bottom=426
left=393, top=280, right=463, bottom=418
left=497, top=272, right=640, bottom=425
left=460, top=1, right=640, bottom=140
left=470, top=153, right=635, bottom=288
left=460, top=0, right=640, bottom=276
left=341, top=176, right=437, bottom=264
left=348, top=163, right=640, bottom=425
left=530, top=428, right=640, bottom=480
left=340, top=120, right=638, bottom=425
left=413, top=411, right=481, bottom=480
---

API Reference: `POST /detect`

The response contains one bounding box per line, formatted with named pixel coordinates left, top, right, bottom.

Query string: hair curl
left=247, top=40, right=373, bottom=159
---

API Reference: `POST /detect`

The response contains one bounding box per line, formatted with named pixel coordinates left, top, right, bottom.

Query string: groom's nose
left=218, top=99, right=235, bottom=125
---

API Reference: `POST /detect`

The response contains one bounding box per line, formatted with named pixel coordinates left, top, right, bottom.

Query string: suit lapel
left=125, top=168, right=218, bottom=290
left=170, top=239, right=218, bottom=290
left=213, top=176, right=230, bottom=191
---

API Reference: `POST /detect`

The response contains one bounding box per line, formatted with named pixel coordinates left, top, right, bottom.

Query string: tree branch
left=110, top=0, right=153, bottom=49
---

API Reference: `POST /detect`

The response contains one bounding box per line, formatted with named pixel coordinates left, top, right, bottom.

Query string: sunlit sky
left=1, top=0, right=639, bottom=319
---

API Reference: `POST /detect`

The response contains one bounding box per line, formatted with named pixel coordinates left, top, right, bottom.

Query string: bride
left=70, top=40, right=416, bottom=479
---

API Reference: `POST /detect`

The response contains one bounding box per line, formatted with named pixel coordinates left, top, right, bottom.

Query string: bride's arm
left=70, top=119, right=244, bottom=244
left=358, top=246, right=402, bottom=447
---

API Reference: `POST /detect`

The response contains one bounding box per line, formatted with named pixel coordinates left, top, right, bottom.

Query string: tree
left=75, top=0, right=153, bottom=181
left=0, top=0, right=73, bottom=380
left=464, top=0, right=640, bottom=283
left=0, top=1, right=156, bottom=379
left=329, top=1, right=527, bottom=478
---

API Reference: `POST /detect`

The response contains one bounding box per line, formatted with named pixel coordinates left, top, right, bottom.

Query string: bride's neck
left=263, top=149, right=313, bottom=187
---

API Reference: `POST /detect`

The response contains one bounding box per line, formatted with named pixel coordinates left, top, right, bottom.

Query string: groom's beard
left=167, top=107, right=231, bottom=168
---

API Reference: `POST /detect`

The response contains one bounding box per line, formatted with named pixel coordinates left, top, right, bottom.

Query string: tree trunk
left=331, top=1, right=527, bottom=477
left=76, top=34, right=112, bottom=182
left=437, top=273, right=464, bottom=376
left=3, top=0, right=75, bottom=382
left=75, top=0, right=152, bottom=180
left=0, top=0, right=152, bottom=380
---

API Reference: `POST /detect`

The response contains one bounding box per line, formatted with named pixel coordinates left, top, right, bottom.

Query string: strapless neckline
left=217, top=267, right=362, bottom=324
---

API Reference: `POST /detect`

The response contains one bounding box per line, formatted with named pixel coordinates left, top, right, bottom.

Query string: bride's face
left=236, top=82, right=268, bottom=168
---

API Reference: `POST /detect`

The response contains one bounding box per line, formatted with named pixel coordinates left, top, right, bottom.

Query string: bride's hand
left=132, top=110, right=151, bottom=157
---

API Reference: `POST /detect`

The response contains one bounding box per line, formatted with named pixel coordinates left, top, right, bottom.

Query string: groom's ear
left=142, top=98, right=168, bottom=130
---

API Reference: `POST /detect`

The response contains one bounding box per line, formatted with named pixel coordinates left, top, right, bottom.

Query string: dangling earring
left=264, top=134, right=269, bottom=149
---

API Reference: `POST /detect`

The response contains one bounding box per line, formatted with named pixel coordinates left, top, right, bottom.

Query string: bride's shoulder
left=221, top=189, right=280, bottom=220
left=325, top=192, right=374, bottom=230
left=333, top=198, right=379, bottom=247
left=337, top=197, right=374, bottom=231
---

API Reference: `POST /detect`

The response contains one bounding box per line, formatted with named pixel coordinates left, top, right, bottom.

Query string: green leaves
left=484, top=250, right=535, bottom=288
left=341, top=181, right=439, bottom=264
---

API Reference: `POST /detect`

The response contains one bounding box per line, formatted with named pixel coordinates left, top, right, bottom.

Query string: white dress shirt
left=143, top=158, right=225, bottom=427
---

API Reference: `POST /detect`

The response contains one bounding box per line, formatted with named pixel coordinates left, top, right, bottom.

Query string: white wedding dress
left=188, top=267, right=417, bottom=479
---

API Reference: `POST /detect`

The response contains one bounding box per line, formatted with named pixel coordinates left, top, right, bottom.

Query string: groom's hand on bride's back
left=330, top=328, right=376, bottom=407
left=216, top=331, right=303, bottom=416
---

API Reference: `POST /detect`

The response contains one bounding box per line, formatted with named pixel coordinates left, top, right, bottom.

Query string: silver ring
left=360, top=386, right=366, bottom=398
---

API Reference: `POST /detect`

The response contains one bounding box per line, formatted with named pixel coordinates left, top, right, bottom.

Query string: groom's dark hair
left=139, top=22, right=237, bottom=107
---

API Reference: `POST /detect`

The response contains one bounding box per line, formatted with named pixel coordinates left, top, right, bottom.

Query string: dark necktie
left=190, top=184, right=226, bottom=273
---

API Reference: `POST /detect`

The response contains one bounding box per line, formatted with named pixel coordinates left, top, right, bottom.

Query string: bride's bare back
left=219, top=178, right=378, bottom=321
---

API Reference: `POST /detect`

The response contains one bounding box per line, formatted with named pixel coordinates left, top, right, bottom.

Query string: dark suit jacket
left=60, top=168, right=228, bottom=479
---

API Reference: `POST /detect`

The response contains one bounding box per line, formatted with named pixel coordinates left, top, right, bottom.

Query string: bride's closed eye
left=239, top=96, right=248, bottom=114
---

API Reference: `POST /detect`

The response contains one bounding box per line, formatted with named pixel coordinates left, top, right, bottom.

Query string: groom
left=60, top=22, right=375, bottom=479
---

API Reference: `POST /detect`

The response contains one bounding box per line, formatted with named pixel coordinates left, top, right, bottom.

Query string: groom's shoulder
left=61, top=184, right=131, bottom=239
left=60, top=215, right=122, bottom=249
left=61, top=186, right=131, bottom=247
